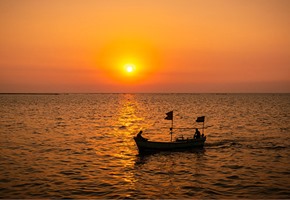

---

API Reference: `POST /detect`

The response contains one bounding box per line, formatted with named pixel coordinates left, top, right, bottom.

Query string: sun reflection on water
left=111, top=94, right=145, bottom=196
left=1, top=94, right=289, bottom=198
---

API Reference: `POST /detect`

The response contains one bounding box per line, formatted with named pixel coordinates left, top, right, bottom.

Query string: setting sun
left=2, top=1, right=289, bottom=93
left=125, top=64, right=135, bottom=73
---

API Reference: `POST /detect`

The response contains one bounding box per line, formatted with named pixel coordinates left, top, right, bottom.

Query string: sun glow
left=125, top=64, right=135, bottom=73
left=95, top=37, right=163, bottom=85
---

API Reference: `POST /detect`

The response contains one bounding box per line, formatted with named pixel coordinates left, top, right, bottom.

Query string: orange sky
left=0, top=0, right=289, bottom=93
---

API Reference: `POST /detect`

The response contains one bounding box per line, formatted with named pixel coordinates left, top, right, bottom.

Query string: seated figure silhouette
left=195, top=128, right=201, bottom=139
left=137, top=131, right=148, bottom=141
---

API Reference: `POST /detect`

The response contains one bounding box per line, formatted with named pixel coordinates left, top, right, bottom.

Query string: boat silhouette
left=134, top=111, right=206, bottom=154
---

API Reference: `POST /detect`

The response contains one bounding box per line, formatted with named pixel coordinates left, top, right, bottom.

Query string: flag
left=196, top=116, right=205, bottom=122
left=164, top=111, right=173, bottom=120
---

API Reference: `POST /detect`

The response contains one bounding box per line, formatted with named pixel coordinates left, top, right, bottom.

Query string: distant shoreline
left=0, top=92, right=289, bottom=95
left=0, top=93, right=61, bottom=95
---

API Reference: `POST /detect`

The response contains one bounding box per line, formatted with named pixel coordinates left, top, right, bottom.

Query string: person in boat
left=137, top=130, right=148, bottom=141
left=195, top=128, right=201, bottom=139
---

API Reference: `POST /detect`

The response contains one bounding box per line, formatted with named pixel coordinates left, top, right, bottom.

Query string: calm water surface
left=0, top=94, right=289, bottom=199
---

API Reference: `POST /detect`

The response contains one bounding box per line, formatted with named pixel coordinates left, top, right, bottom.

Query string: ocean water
left=0, top=93, right=289, bottom=199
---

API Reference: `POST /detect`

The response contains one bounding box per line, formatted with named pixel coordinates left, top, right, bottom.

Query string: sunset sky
left=1, top=0, right=289, bottom=93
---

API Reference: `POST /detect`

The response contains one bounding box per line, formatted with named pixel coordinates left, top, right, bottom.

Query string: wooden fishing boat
left=134, top=111, right=207, bottom=154
left=134, top=134, right=206, bottom=154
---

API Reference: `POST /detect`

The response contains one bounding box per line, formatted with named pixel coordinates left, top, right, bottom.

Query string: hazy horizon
left=0, top=92, right=289, bottom=95
left=1, top=0, right=289, bottom=93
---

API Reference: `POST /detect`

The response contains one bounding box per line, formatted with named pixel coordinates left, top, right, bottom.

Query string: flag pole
left=196, top=116, right=205, bottom=135
left=165, top=111, right=174, bottom=142
left=171, top=116, right=173, bottom=142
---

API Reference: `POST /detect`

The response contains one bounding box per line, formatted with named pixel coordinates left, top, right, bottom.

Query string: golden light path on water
left=0, top=94, right=289, bottom=199
left=106, top=94, right=209, bottom=198
left=109, top=94, right=143, bottom=196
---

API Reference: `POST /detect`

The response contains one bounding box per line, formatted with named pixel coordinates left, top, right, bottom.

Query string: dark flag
left=164, top=111, right=173, bottom=120
left=196, top=116, right=205, bottom=122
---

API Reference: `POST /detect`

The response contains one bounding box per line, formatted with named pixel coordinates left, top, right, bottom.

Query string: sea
left=0, top=93, right=289, bottom=199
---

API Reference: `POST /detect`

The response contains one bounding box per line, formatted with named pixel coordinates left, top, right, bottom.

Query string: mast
left=171, top=115, right=173, bottom=142
left=196, top=116, right=205, bottom=135
left=202, top=120, right=204, bottom=135
left=165, top=111, right=174, bottom=142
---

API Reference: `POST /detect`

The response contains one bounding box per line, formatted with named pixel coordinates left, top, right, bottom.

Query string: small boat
left=134, top=111, right=207, bottom=154
left=134, top=134, right=206, bottom=154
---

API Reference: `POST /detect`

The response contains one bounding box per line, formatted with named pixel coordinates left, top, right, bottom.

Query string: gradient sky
left=1, top=0, right=289, bottom=93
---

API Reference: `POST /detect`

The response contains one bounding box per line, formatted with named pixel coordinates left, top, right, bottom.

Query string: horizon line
left=0, top=92, right=289, bottom=95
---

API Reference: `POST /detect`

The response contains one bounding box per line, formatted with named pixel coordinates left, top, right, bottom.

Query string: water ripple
left=0, top=94, right=289, bottom=199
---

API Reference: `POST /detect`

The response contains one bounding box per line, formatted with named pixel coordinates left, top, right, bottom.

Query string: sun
left=125, top=64, right=135, bottom=73
left=126, top=66, right=133, bottom=73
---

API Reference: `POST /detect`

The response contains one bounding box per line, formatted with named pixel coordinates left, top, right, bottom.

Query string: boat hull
left=134, top=136, right=206, bottom=154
